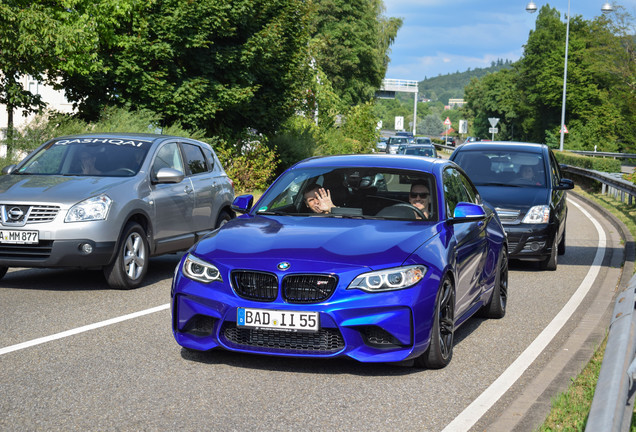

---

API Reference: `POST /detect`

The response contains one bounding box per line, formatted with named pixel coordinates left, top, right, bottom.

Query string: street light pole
left=558, top=0, right=571, bottom=152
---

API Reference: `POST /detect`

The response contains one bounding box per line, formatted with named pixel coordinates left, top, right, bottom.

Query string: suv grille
left=0, top=204, right=60, bottom=226
left=232, top=271, right=278, bottom=301
left=221, top=322, right=345, bottom=354
left=283, top=274, right=337, bottom=303
left=495, top=208, right=520, bottom=224
left=27, top=206, right=60, bottom=223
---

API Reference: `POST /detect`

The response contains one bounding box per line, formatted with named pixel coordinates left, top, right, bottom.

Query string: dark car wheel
left=415, top=275, right=455, bottom=369
left=215, top=210, right=233, bottom=229
left=482, top=247, right=508, bottom=319
left=103, top=222, right=149, bottom=290
left=540, top=234, right=558, bottom=271
left=558, top=228, right=566, bottom=255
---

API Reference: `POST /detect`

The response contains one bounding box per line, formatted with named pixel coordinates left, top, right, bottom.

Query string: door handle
left=184, top=185, right=193, bottom=194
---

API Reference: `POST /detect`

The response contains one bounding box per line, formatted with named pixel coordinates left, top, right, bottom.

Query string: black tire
left=540, top=234, right=558, bottom=271
left=482, top=246, right=508, bottom=319
left=103, top=222, right=149, bottom=289
left=0, top=266, right=8, bottom=280
left=415, top=275, right=455, bottom=369
left=215, top=210, right=232, bottom=229
left=558, top=227, right=566, bottom=255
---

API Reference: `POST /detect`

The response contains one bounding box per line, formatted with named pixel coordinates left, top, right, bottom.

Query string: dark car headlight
left=348, top=265, right=427, bottom=292
left=522, top=205, right=550, bottom=224
left=182, top=253, right=222, bottom=283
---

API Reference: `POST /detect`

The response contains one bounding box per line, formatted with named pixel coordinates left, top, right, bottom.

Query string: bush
left=269, top=116, right=318, bottom=175
left=555, top=151, right=622, bottom=173
left=215, top=132, right=279, bottom=194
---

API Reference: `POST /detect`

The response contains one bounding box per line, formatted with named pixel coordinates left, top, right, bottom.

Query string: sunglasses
left=410, top=192, right=430, bottom=199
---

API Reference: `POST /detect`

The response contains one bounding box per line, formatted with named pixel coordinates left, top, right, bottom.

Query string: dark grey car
left=0, top=133, right=235, bottom=288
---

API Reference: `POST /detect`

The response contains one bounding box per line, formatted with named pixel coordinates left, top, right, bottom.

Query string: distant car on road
left=415, top=137, right=433, bottom=144
left=450, top=141, right=574, bottom=270
left=464, top=136, right=480, bottom=143
left=386, top=136, right=410, bottom=154
left=0, top=133, right=235, bottom=289
left=171, top=154, right=508, bottom=368
left=398, top=144, right=438, bottom=158
left=375, top=137, right=388, bottom=152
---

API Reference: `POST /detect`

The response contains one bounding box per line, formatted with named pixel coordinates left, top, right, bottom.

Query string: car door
left=548, top=149, right=568, bottom=240
left=180, top=142, right=219, bottom=233
left=443, top=167, right=488, bottom=317
left=149, top=141, right=196, bottom=254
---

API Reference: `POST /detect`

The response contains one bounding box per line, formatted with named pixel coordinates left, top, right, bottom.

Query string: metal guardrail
left=570, top=150, right=636, bottom=159
left=561, top=165, right=636, bottom=206
left=561, top=164, right=636, bottom=430
left=586, top=274, right=636, bottom=432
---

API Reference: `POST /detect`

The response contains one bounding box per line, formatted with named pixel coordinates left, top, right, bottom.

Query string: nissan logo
left=7, top=207, right=24, bottom=221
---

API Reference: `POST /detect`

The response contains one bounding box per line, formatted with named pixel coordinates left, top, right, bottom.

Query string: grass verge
left=538, top=185, right=635, bottom=431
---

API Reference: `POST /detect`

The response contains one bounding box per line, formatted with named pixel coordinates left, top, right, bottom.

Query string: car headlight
left=65, top=195, right=112, bottom=222
left=183, top=253, right=222, bottom=284
left=522, top=205, right=550, bottom=224
left=348, top=265, right=427, bottom=292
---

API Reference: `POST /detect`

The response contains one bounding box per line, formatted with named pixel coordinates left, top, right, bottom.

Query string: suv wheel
left=103, top=222, right=149, bottom=289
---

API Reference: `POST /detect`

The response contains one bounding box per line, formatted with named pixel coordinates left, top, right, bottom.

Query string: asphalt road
left=0, top=195, right=623, bottom=432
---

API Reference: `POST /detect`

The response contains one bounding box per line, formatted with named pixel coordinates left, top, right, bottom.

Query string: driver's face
left=409, top=185, right=430, bottom=211
left=304, top=188, right=322, bottom=213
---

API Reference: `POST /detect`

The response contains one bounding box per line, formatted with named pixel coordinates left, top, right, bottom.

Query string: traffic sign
left=488, top=117, right=500, bottom=127
left=444, top=117, right=451, bottom=126
left=561, top=125, right=569, bottom=133
left=489, top=127, right=498, bottom=133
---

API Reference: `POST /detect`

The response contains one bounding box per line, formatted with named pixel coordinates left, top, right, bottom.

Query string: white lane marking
left=0, top=303, right=169, bottom=356
left=443, top=199, right=606, bottom=431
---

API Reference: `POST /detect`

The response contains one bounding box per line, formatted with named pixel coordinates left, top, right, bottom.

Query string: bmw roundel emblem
left=277, top=262, right=291, bottom=271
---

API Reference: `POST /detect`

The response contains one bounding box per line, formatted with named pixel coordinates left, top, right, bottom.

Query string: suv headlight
left=522, top=205, right=550, bottom=224
left=65, top=195, right=112, bottom=222
left=348, top=265, right=427, bottom=292
left=183, top=253, right=222, bottom=283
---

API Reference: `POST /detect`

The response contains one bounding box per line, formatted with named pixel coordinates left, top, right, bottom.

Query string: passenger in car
left=303, top=184, right=336, bottom=214
left=409, top=182, right=431, bottom=219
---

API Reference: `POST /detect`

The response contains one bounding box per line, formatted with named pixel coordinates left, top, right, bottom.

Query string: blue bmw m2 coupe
left=171, top=154, right=508, bottom=368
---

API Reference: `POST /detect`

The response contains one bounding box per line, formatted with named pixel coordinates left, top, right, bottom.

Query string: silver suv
left=0, top=133, right=235, bottom=289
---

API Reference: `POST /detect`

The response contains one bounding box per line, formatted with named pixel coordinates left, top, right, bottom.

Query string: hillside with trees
left=418, top=59, right=513, bottom=103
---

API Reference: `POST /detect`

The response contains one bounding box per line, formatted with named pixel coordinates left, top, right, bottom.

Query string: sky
left=383, top=0, right=636, bottom=81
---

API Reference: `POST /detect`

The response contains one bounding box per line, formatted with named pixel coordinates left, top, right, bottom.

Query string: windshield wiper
left=477, top=182, right=521, bottom=187
left=256, top=210, right=288, bottom=216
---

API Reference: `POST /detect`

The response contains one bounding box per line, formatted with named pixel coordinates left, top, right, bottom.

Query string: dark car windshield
left=453, top=150, right=546, bottom=187
left=16, top=138, right=152, bottom=177
left=403, top=146, right=436, bottom=157
left=255, top=166, right=438, bottom=221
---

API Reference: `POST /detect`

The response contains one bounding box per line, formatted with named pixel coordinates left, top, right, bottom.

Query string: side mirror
left=2, top=165, right=17, bottom=175
left=153, top=167, right=185, bottom=184
left=555, top=178, right=574, bottom=190
left=231, top=195, right=254, bottom=214
left=450, top=202, right=486, bottom=224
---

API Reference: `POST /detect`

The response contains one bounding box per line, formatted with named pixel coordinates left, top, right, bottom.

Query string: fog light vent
left=182, top=315, right=216, bottom=337
left=361, top=326, right=405, bottom=349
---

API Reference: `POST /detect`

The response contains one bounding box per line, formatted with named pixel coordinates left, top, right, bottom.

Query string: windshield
left=16, top=137, right=152, bottom=177
left=453, top=150, right=546, bottom=187
left=403, top=147, right=436, bottom=157
left=255, top=166, right=438, bottom=221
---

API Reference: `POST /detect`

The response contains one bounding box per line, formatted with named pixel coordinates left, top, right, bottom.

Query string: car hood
left=191, top=215, right=440, bottom=270
left=0, top=174, right=134, bottom=205
left=476, top=185, right=550, bottom=210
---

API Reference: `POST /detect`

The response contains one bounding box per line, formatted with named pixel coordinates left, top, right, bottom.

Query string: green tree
left=0, top=0, right=99, bottom=152
left=59, top=0, right=314, bottom=140
left=310, top=0, right=401, bottom=106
